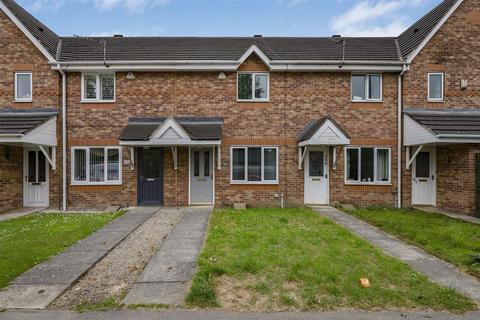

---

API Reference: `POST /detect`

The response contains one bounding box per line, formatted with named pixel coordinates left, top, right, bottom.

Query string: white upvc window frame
left=230, top=146, right=279, bottom=184
left=71, top=146, right=122, bottom=185
left=14, top=72, right=33, bottom=102
left=427, top=72, right=444, bottom=102
left=237, top=72, right=270, bottom=102
left=351, top=74, right=383, bottom=102
left=344, top=147, right=391, bottom=185
left=81, top=73, right=116, bottom=102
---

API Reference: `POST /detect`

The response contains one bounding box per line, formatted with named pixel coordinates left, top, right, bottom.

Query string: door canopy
left=298, top=117, right=350, bottom=147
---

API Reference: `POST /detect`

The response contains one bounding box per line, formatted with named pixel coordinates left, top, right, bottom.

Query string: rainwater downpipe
left=57, top=64, right=67, bottom=211
left=397, top=64, right=408, bottom=208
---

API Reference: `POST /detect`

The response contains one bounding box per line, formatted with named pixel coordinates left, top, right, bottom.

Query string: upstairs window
left=351, top=74, right=382, bottom=101
left=237, top=73, right=269, bottom=101
left=345, top=147, right=390, bottom=184
left=428, top=73, right=444, bottom=101
left=81, top=73, right=115, bottom=102
left=15, top=72, right=32, bottom=102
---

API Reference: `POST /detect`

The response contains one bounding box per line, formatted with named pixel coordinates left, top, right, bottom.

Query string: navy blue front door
left=138, top=148, right=163, bottom=205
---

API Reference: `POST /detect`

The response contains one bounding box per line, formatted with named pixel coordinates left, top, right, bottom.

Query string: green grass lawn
left=186, top=208, right=475, bottom=313
left=345, top=206, right=480, bottom=279
left=0, top=211, right=123, bottom=289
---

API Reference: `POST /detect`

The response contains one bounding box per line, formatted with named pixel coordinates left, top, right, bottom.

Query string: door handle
left=431, top=175, right=435, bottom=181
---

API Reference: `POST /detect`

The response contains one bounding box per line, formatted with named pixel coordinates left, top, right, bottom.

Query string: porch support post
left=406, top=145, right=423, bottom=170
left=125, top=147, right=135, bottom=170
left=332, top=147, right=337, bottom=170
left=217, top=145, right=221, bottom=170
left=298, top=146, right=308, bottom=170
left=171, top=146, right=178, bottom=170
left=39, top=145, right=55, bottom=170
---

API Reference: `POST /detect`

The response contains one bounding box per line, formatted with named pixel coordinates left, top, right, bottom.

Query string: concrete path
left=312, top=206, right=480, bottom=302
left=0, top=207, right=159, bottom=309
left=0, top=207, right=47, bottom=222
left=1, top=309, right=479, bottom=320
left=124, top=206, right=212, bottom=306
left=414, top=206, right=480, bottom=225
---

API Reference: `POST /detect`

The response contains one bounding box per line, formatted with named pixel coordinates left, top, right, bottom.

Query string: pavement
left=123, top=206, right=212, bottom=306
left=0, top=207, right=47, bottom=222
left=0, top=207, right=160, bottom=309
left=312, top=206, right=480, bottom=302
left=414, top=205, right=480, bottom=225
left=0, top=309, right=479, bottom=320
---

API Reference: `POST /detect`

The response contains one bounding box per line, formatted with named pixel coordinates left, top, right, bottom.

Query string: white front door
left=23, top=148, right=49, bottom=207
left=190, top=147, right=214, bottom=204
left=412, top=146, right=436, bottom=206
left=304, top=147, right=329, bottom=205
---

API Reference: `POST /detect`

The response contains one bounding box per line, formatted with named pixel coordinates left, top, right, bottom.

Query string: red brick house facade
left=0, top=0, right=479, bottom=216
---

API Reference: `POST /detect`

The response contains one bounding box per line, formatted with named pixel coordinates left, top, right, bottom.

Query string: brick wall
left=66, top=53, right=399, bottom=209
left=0, top=10, right=62, bottom=211
left=402, top=0, right=480, bottom=215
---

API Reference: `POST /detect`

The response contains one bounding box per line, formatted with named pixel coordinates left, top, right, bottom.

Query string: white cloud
left=91, top=0, right=170, bottom=13
left=25, top=0, right=66, bottom=13
left=331, top=0, right=426, bottom=37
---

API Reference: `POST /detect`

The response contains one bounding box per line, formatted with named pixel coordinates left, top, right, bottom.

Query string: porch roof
left=119, top=116, right=223, bottom=146
left=404, top=108, right=480, bottom=146
left=297, top=117, right=350, bottom=147
left=0, top=109, right=58, bottom=146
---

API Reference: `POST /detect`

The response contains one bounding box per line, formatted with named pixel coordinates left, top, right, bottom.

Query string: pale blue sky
left=17, top=0, right=441, bottom=37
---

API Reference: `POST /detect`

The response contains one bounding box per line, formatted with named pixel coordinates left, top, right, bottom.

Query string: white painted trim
left=237, top=44, right=271, bottom=67
left=188, top=146, right=191, bottom=206
left=151, top=118, right=190, bottom=140
left=427, top=72, right=444, bottom=102
left=298, top=119, right=350, bottom=147
left=81, top=72, right=116, bottom=102
left=304, top=146, right=330, bottom=205
left=38, top=145, right=55, bottom=170
left=407, top=145, right=423, bottom=170
left=237, top=72, right=269, bottom=102
left=14, top=72, right=33, bottom=102
left=411, top=145, right=437, bottom=206
left=406, top=0, right=464, bottom=63
left=23, top=147, right=49, bottom=207
left=120, top=140, right=221, bottom=146
left=70, top=146, right=122, bottom=185
left=0, top=116, right=57, bottom=146
left=0, top=2, right=56, bottom=63
left=344, top=147, right=392, bottom=184
left=230, top=146, right=279, bottom=184
left=189, top=147, right=215, bottom=205
left=351, top=74, right=383, bottom=102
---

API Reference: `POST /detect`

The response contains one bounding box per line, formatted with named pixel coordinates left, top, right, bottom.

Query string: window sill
left=351, top=100, right=383, bottom=103
left=427, top=99, right=444, bottom=103
left=345, top=182, right=392, bottom=186
left=230, top=181, right=279, bottom=185
left=237, top=99, right=270, bottom=103
left=14, top=100, right=33, bottom=103
left=81, top=100, right=116, bottom=103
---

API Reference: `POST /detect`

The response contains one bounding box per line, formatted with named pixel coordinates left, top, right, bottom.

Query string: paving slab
left=414, top=205, right=480, bottom=225
left=123, top=206, right=212, bottom=306
left=0, top=207, right=159, bottom=309
left=312, top=206, right=480, bottom=302
left=0, top=207, right=46, bottom=222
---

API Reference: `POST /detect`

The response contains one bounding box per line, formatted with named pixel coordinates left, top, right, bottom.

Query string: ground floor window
left=231, top=146, right=278, bottom=183
left=345, top=147, right=390, bottom=184
left=71, top=147, right=122, bottom=184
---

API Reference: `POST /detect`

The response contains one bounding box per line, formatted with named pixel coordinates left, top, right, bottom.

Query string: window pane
left=16, top=74, right=31, bottom=100
left=90, top=148, right=105, bottom=182
left=415, top=152, right=430, bottom=178
left=352, top=75, right=365, bottom=101
left=368, top=75, right=381, bottom=100
left=28, top=151, right=36, bottom=182
left=204, top=151, right=210, bottom=177
left=429, top=74, right=443, bottom=99
left=309, top=151, right=324, bottom=177
left=346, top=149, right=359, bottom=181
left=84, top=75, right=97, bottom=99
left=264, top=148, right=277, bottom=181
left=74, top=149, right=87, bottom=182
left=107, top=149, right=119, bottom=181
left=376, top=149, right=389, bottom=182
left=38, top=151, right=46, bottom=183
left=194, top=151, right=200, bottom=177
left=238, top=74, right=252, bottom=100
left=232, top=148, right=245, bottom=181
left=361, top=148, right=374, bottom=182
left=100, top=74, right=115, bottom=100
left=247, top=148, right=261, bottom=181
left=254, top=74, right=268, bottom=99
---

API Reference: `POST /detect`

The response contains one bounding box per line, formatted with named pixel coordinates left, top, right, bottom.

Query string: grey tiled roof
left=397, top=0, right=458, bottom=60
left=58, top=36, right=401, bottom=62
left=119, top=117, right=223, bottom=141
left=297, top=117, right=350, bottom=142
left=404, top=108, right=480, bottom=136
left=1, top=0, right=59, bottom=58
left=0, top=108, right=57, bottom=135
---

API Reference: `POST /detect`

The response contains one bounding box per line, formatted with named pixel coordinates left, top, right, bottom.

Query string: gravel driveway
left=50, top=207, right=185, bottom=310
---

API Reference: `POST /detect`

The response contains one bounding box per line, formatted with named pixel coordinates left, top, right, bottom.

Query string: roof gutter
left=0, top=134, right=24, bottom=137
